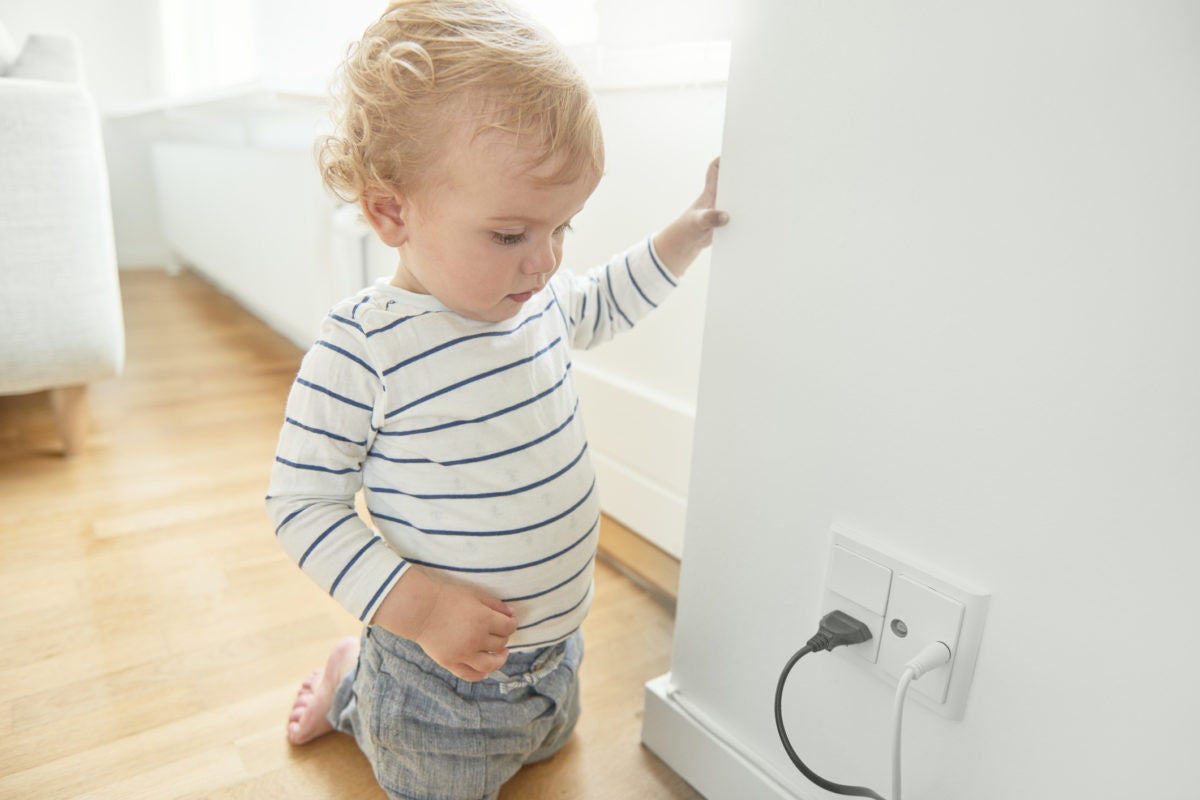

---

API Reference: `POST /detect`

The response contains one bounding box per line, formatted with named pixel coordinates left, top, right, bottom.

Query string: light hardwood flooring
left=0, top=269, right=700, bottom=800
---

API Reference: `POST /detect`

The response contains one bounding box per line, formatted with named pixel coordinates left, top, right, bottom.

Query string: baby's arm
left=553, top=157, right=728, bottom=351
left=370, top=568, right=519, bottom=682
left=651, top=158, right=730, bottom=278
left=268, top=322, right=405, bottom=623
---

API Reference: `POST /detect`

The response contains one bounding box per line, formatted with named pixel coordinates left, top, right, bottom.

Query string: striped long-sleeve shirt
left=266, top=236, right=677, bottom=650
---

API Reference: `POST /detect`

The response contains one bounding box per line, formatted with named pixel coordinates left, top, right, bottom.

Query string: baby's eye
left=554, top=222, right=574, bottom=236
left=491, top=231, right=527, bottom=246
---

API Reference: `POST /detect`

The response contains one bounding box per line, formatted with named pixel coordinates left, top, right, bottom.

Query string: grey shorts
left=328, top=626, right=583, bottom=800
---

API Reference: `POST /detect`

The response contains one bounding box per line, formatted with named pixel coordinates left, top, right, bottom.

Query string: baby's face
left=390, top=132, right=601, bottom=323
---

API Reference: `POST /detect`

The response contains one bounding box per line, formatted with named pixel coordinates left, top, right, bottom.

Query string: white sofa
left=0, top=21, right=125, bottom=455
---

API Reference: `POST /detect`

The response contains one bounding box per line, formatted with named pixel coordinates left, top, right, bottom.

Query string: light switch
left=822, top=545, right=893, bottom=663
left=827, top=545, right=892, bottom=614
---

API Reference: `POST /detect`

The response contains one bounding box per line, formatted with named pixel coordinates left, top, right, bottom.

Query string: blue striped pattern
left=383, top=337, right=563, bottom=420
left=366, top=479, right=597, bottom=538
left=266, top=238, right=676, bottom=648
left=376, top=365, right=572, bottom=438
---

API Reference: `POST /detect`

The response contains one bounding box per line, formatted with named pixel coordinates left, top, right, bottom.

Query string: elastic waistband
left=364, top=625, right=578, bottom=694
left=490, top=638, right=569, bottom=692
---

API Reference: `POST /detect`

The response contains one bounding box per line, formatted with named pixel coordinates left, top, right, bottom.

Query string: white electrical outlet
left=876, top=576, right=964, bottom=703
left=824, top=528, right=989, bottom=720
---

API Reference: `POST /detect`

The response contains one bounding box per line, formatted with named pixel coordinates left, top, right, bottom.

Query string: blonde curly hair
left=318, top=0, right=604, bottom=202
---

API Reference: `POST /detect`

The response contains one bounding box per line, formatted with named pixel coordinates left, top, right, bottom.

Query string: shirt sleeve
left=265, top=313, right=408, bottom=623
left=553, top=235, right=678, bottom=350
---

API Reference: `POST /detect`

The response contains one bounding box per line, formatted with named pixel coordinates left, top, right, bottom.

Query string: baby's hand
left=652, top=157, right=730, bottom=278
left=372, top=568, right=518, bottom=681
left=686, top=157, right=729, bottom=250
left=411, top=582, right=517, bottom=681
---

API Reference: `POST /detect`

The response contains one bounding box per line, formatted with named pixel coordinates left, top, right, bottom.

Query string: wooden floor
left=0, top=270, right=701, bottom=800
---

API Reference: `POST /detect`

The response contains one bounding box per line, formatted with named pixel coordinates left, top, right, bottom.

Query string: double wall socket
left=820, top=527, right=989, bottom=720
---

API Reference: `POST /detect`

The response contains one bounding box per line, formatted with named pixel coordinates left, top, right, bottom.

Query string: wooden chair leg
left=50, top=384, right=90, bottom=457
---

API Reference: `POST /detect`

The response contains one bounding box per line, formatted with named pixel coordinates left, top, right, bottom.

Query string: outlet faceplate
left=822, top=528, right=989, bottom=720
left=877, top=576, right=964, bottom=704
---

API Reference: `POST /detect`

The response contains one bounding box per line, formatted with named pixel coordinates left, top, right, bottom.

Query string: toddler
left=266, top=1, right=727, bottom=797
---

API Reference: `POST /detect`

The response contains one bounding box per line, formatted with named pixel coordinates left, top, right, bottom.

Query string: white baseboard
left=116, top=244, right=173, bottom=270
left=572, top=363, right=694, bottom=558
left=590, top=452, right=687, bottom=558
left=642, top=674, right=805, bottom=800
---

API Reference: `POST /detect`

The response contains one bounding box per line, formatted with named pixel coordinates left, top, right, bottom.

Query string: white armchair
left=0, top=22, right=125, bottom=455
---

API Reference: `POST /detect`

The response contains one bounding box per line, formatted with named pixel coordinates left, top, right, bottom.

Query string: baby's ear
left=361, top=190, right=408, bottom=247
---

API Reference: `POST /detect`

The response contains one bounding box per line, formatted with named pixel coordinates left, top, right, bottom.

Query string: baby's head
left=318, top=0, right=604, bottom=203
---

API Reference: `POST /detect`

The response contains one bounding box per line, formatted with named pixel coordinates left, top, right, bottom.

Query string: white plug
left=905, top=641, right=952, bottom=680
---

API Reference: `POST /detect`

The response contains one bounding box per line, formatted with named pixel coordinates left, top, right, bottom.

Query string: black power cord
left=774, top=610, right=886, bottom=800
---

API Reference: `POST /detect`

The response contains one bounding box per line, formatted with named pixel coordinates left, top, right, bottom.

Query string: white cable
left=891, top=667, right=917, bottom=800
left=891, top=642, right=952, bottom=800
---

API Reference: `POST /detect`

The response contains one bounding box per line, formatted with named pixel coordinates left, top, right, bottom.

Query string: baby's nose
left=523, top=240, right=558, bottom=274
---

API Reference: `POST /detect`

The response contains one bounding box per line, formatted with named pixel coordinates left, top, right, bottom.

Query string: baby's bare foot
left=287, top=636, right=360, bottom=745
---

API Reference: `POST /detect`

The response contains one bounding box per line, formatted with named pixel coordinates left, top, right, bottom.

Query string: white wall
left=649, top=1, right=1200, bottom=797
left=0, top=0, right=161, bottom=104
